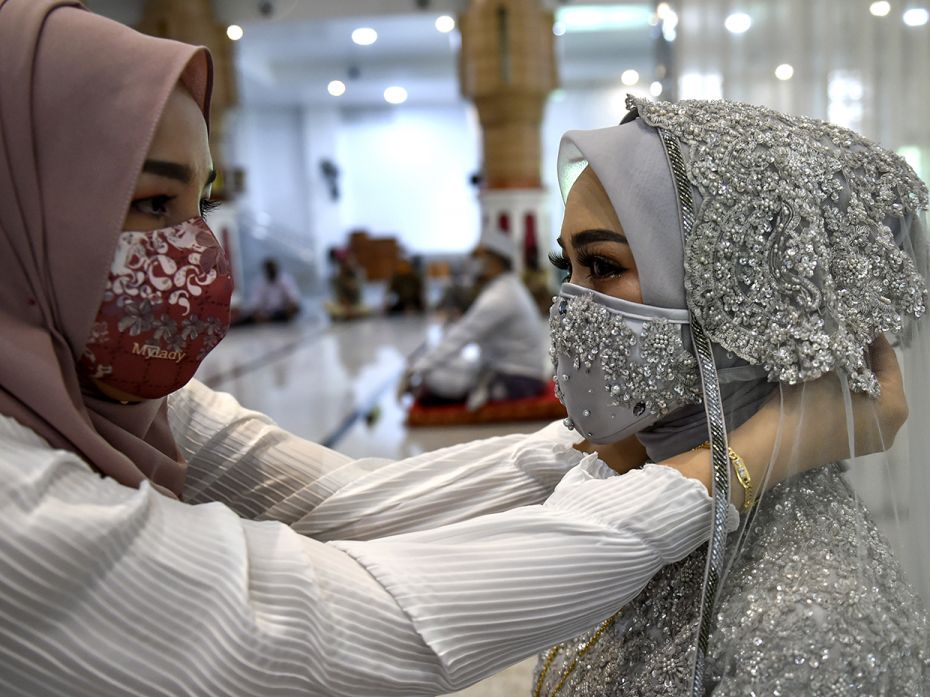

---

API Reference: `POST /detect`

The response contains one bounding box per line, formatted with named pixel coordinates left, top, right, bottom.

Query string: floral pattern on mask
left=628, top=96, right=929, bottom=397
left=80, top=217, right=233, bottom=400
left=549, top=292, right=702, bottom=420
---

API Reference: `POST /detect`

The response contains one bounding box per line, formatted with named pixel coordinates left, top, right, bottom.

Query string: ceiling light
left=351, top=27, right=378, bottom=45
left=226, top=24, right=244, bottom=41
left=621, top=69, right=640, bottom=86
left=327, top=80, right=346, bottom=97
left=384, top=86, right=408, bottom=105
left=435, top=15, right=455, bottom=33
left=552, top=20, right=566, bottom=36
left=870, top=1, right=891, bottom=16
left=649, top=81, right=663, bottom=97
left=903, top=7, right=930, bottom=25
left=774, top=63, right=794, bottom=80
left=724, top=12, right=752, bottom=34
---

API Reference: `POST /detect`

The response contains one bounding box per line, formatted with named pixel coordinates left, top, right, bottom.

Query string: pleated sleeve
left=168, top=379, right=583, bottom=537
left=0, top=413, right=730, bottom=697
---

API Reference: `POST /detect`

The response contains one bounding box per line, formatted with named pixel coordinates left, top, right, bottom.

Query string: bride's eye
left=577, top=250, right=626, bottom=280
left=131, top=194, right=173, bottom=218
left=548, top=251, right=572, bottom=283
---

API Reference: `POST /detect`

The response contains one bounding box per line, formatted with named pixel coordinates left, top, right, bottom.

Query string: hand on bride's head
left=774, top=334, right=907, bottom=458
left=868, top=334, right=908, bottom=440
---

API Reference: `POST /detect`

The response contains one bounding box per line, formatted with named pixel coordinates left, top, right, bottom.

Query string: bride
left=536, top=97, right=930, bottom=695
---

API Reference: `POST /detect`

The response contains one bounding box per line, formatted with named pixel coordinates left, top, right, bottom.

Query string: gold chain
left=694, top=441, right=755, bottom=511
left=533, top=611, right=620, bottom=697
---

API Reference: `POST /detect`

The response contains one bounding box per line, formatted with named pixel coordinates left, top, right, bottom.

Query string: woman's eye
left=548, top=251, right=572, bottom=282
left=581, top=254, right=625, bottom=279
left=131, top=195, right=173, bottom=218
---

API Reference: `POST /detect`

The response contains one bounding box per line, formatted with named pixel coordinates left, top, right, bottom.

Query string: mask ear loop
left=653, top=121, right=732, bottom=696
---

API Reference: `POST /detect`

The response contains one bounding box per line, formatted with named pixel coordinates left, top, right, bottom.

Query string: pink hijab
left=0, top=0, right=213, bottom=497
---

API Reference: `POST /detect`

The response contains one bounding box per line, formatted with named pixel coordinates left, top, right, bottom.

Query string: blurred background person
left=399, top=228, right=548, bottom=408
left=434, top=259, right=480, bottom=321
left=326, top=248, right=369, bottom=321
left=384, top=254, right=425, bottom=315
left=232, top=257, right=301, bottom=326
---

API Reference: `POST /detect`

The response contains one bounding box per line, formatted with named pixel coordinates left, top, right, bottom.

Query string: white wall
left=231, top=89, right=645, bottom=269
left=231, top=107, right=312, bottom=238
left=232, top=101, right=482, bottom=265
left=336, top=104, right=481, bottom=255
left=301, top=107, right=343, bottom=260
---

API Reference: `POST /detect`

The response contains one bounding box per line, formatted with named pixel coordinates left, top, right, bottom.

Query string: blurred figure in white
left=233, top=257, right=300, bottom=325
left=400, top=228, right=548, bottom=408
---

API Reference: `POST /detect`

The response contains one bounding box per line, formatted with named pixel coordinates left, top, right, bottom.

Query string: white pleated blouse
left=0, top=379, right=732, bottom=697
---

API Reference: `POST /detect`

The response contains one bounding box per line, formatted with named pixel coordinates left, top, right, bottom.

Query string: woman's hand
left=574, top=435, right=647, bottom=476
left=664, top=335, right=906, bottom=506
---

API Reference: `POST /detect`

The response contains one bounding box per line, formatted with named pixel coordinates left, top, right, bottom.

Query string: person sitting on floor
left=326, top=249, right=370, bottom=321
left=399, top=228, right=548, bottom=408
left=384, top=255, right=425, bottom=315
left=232, top=258, right=301, bottom=326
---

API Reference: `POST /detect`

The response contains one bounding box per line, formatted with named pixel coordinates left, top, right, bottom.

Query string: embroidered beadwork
left=627, top=96, right=929, bottom=397
left=549, top=293, right=701, bottom=418
left=532, top=466, right=930, bottom=696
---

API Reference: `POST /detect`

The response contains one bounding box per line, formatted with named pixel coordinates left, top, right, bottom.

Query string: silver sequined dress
left=532, top=465, right=930, bottom=696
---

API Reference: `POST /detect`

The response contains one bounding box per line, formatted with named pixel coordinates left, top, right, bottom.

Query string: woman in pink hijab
left=0, top=1, right=910, bottom=695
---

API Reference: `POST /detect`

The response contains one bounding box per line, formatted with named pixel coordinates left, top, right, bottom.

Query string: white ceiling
left=86, top=0, right=658, bottom=108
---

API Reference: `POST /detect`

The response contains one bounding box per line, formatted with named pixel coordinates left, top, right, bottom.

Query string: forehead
left=146, top=86, right=212, bottom=175
left=561, top=166, right=622, bottom=236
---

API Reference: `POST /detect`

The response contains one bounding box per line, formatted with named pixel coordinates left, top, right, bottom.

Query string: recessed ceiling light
left=384, top=86, right=408, bottom=104
left=903, top=7, right=930, bottom=25
left=724, top=12, right=752, bottom=34
left=774, top=63, right=794, bottom=80
left=621, top=69, right=640, bottom=86
left=327, top=80, right=346, bottom=97
left=226, top=24, right=244, bottom=41
left=870, top=1, right=891, bottom=16
left=351, top=27, right=378, bottom=45
left=435, top=15, right=455, bottom=33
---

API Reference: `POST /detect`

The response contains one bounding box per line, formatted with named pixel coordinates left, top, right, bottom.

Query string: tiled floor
left=195, top=309, right=551, bottom=696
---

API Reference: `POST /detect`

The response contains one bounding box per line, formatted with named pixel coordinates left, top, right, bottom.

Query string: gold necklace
left=533, top=611, right=620, bottom=697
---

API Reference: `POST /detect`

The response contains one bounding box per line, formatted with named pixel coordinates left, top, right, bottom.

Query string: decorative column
left=459, top=0, right=557, bottom=272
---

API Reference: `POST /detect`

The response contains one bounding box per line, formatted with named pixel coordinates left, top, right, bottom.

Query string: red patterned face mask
left=79, top=217, right=233, bottom=400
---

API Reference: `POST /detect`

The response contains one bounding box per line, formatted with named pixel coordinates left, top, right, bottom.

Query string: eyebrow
left=573, top=229, right=629, bottom=247
left=142, top=159, right=217, bottom=188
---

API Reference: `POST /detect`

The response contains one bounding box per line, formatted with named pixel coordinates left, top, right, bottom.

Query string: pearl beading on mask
left=548, top=292, right=702, bottom=428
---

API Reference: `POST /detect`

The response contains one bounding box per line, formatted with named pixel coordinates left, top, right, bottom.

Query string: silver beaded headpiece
left=625, top=96, right=928, bottom=396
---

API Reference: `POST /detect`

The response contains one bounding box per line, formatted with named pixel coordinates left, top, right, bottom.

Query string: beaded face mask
left=549, top=283, right=701, bottom=443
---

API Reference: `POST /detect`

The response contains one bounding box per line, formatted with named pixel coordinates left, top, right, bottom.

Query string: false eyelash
left=548, top=251, right=571, bottom=270
left=575, top=249, right=627, bottom=278
left=200, top=199, right=222, bottom=215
